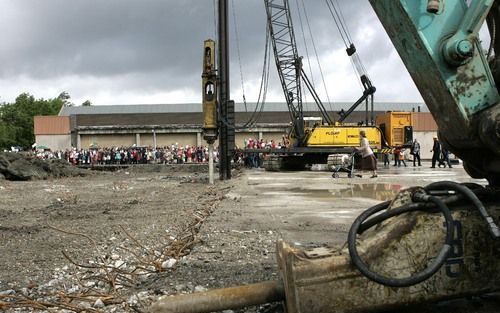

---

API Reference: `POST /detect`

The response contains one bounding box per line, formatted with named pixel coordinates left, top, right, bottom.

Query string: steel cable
left=230, top=0, right=248, bottom=112
left=300, top=0, right=333, bottom=110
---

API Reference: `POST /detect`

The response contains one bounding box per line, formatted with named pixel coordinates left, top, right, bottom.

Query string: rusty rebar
left=150, top=280, right=285, bottom=313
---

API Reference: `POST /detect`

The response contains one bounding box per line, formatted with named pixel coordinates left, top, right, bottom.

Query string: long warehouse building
left=34, top=102, right=437, bottom=156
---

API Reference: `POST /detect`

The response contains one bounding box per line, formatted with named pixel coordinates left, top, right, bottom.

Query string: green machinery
left=371, top=0, right=500, bottom=186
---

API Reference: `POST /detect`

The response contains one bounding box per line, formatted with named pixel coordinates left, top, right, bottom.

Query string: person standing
left=440, top=148, right=453, bottom=168
left=393, top=148, right=399, bottom=167
left=411, top=139, right=422, bottom=167
left=399, top=148, right=408, bottom=167
left=357, top=130, right=378, bottom=178
left=393, top=146, right=402, bottom=167
left=431, top=136, right=441, bottom=168
left=383, top=150, right=390, bottom=168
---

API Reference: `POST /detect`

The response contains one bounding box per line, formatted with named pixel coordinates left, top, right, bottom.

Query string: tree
left=0, top=93, right=64, bottom=150
left=82, top=100, right=92, bottom=106
left=58, top=91, right=73, bottom=107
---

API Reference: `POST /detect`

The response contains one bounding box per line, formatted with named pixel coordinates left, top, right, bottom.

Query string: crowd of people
left=31, top=137, right=288, bottom=168
left=241, top=137, right=289, bottom=168
left=29, top=135, right=454, bottom=170
left=356, top=133, right=457, bottom=179
left=383, top=145, right=413, bottom=168
left=35, top=145, right=216, bottom=165
left=381, top=137, right=453, bottom=168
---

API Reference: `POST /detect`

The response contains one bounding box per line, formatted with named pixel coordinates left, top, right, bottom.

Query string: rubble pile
left=0, top=153, right=87, bottom=181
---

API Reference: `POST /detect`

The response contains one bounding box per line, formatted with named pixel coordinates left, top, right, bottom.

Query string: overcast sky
left=0, top=0, right=425, bottom=106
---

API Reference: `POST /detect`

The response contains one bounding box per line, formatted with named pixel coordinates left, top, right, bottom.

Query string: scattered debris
left=0, top=173, right=224, bottom=312
left=161, top=258, right=177, bottom=269
left=0, top=290, right=15, bottom=296
left=93, top=298, right=105, bottom=308
left=225, top=192, right=242, bottom=202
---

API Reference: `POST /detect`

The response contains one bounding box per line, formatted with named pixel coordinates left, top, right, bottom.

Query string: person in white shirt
left=357, top=130, right=378, bottom=178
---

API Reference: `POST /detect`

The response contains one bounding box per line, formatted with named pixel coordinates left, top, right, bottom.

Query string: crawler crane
left=261, top=0, right=386, bottom=170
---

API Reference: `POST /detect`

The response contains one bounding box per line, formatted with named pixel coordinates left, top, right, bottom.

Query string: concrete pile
left=0, top=152, right=87, bottom=181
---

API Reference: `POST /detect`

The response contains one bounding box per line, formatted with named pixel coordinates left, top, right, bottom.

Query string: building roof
left=71, top=111, right=378, bottom=127
left=59, top=102, right=429, bottom=116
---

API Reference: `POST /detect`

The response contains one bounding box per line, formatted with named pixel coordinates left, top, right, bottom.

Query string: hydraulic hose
left=357, top=185, right=486, bottom=233
left=348, top=181, right=496, bottom=287
left=348, top=193, right=454, bottom=288
left=425, top=181, right=500, bottom=238
left=357, top=202, right=426, bottom=234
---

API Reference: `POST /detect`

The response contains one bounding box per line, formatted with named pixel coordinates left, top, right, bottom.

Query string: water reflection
left=330, top=183, right=401, bottom=201
left=286, top=183, right=402, bottom=201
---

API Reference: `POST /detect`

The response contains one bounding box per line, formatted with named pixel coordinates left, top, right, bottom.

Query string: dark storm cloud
left=1, top=1, right=215, bottom=78
left=0, top=0, right=421, bottom=104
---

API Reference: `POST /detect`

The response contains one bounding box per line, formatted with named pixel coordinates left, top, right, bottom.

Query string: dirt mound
left=0, top=153, right=88, bottom=181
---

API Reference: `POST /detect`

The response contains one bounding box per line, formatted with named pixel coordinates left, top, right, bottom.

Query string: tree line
left=0, top=92, right=91, bottom=150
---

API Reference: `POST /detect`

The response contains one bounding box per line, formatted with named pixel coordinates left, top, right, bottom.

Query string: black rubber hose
left=426, top=181, right=500, bottom=239
left=460, top=182, right=486, bottom=191
left=357, top=202, right=425, bottom=234
left=348, top=196, right=454, bottom=287
left=358, top=187, right=485, bottom=233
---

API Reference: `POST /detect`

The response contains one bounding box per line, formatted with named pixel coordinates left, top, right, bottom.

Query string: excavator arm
left=370, top=0, right=500, bottom=186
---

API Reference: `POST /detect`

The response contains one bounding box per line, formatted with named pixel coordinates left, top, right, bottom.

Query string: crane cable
left=326, top=0, right=370, bottom=90
left=243, top=27, right=271, bottom=127
left=230, top=0, right=272, bottom=127
left=230, top=0, right=248, bottom=112
left=324, top=0, right=363, bottom=89
left=326, top=0, right=364, bottom=73
left=211, top=0, right=270, bottom=128
left=297, top=0, right=334, bottom=113
left=249, top=39, right=271, bottom=126
left=294, top=0, right=314, bottom=111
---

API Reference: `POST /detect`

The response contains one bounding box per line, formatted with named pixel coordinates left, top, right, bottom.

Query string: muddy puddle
left=264, top=183, right=403, bottom=201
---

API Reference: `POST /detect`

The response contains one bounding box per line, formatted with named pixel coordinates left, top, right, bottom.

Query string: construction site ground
left=1, top=162, right=499, bottom=312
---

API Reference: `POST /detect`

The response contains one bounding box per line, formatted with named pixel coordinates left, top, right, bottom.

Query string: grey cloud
left=0, top=0, right=421, bottom=103
left=2, top=1, right=215, bottom=77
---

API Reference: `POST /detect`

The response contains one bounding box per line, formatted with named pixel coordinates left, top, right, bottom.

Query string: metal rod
left=218, top=0, right=231, bottom=180
left=370, top=94, right=374, bottom=125
left=150, top=280, right=285, bottom=313
left=365, top=97, right=369, bottom=125
left=208, top=143, right=214, bottom=185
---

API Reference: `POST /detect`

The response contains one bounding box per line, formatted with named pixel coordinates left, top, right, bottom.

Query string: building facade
left=34, top=102, right=437, bottom=158
left=33, top=116, right=72, bottom=151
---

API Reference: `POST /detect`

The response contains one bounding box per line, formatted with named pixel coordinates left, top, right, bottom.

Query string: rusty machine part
left=201, top=39, right=218, bottom=144
left=151, top=183, right=500, bottom=312
left=150, top=281, right=284, bottom=313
